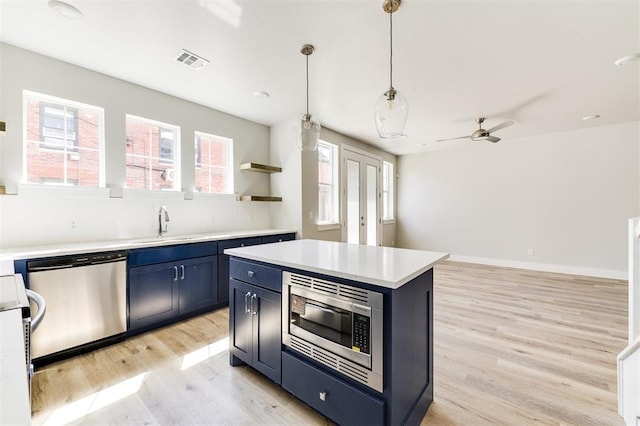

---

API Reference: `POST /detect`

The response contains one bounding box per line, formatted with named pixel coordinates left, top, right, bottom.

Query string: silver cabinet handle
left=251, top=293, right=258, bottom=315
left=180, top=265, right=185, bottom=280
left=247, top=270, right=254, bottom=278
left=319, top=391, right=327, bottom=402
left=244, top=291, right=252, bottom=314
left=173, top=266, right=178, bottom=281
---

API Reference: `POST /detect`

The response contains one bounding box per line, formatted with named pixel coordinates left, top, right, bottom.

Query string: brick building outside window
left=23, top=91, right=104, bottom=187
left=125, top=115, right=180, bottom=191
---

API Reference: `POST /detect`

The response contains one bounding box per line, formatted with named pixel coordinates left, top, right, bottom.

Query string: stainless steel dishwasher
left=27, top=251, right=126, bottom=360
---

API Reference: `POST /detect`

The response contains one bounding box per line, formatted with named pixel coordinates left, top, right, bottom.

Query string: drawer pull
left=251, top=293, right=258, bottom=315
left=319, top=391, right=327, bottom=402
left=247, top=270, right=255, bottom=278
left=244, top=292, right=252, bottom=314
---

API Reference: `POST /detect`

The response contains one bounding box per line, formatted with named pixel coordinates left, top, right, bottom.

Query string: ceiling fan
left=437, top=117, right=515, bottom=143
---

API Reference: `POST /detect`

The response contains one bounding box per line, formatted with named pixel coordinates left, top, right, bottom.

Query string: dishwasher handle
left=25, top=289, right=46, bottom=332
left=27, top=251, right=126, bottom=271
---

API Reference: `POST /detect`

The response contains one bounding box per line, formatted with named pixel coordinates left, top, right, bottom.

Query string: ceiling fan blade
left=436, top=135, right=472, bottom=142
left=486, top=135, right=501, bottom=143
left=486, top=120, right=514, bottom=134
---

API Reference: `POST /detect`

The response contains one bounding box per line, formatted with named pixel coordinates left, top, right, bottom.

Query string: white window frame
left=125, top=114, right=181, bottom=191
left=194, top=131, right=234, bottom=195
left=22, top=90, right=105, bottom=188
left=382, top=161, right=395, bottom=222
left=317, top=140, right=340, bottom=229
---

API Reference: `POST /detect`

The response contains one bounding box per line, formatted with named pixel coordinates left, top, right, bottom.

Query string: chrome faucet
left=158, top=206, right=170, bottom=237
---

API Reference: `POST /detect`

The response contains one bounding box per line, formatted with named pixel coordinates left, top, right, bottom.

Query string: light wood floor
left=31, top=261, right=628, bottom=425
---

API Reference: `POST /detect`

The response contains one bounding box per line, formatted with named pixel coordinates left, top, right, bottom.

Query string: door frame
left=340, top=144, right=383, bottom=246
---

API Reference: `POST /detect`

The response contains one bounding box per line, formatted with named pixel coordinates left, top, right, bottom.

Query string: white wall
left=269, top=120, right=302, bottom=236
left=397, top=121, right=640, bottom=278
left=0, top=43, right=273, bottom=248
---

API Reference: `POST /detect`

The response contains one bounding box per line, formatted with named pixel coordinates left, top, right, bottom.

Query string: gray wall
left=397, top=121, right=640, bottom=278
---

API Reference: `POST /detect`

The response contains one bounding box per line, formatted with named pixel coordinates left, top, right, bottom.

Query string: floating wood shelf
left=239, top=195, right=282, bottom=202
left=240, top=163, right=282, bottom=173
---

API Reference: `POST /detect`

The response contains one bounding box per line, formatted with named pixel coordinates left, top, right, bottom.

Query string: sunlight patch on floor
left=181, top=336, right=229, bottom=370
left=42, top=372, right=147, bottom=426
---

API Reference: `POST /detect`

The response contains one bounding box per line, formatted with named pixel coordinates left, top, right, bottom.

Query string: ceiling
left=0, top=0, right=638, bottom=156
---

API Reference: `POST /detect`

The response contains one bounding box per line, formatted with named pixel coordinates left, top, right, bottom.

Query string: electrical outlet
left=71, top=220, right=77, bottom=229
left=527, top=248, right=534, bottom=256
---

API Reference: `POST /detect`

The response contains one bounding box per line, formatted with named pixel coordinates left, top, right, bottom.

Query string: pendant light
left=374, top=0, right=408, bottom=139
left=295, top=44, right=321, bottom=151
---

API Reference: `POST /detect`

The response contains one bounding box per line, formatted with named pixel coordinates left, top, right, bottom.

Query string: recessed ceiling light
left=614, top=53, right=640, bottom=66
left=48, top=0, right=83, bottom=19
left=253, top=91, right=270, bottom=99
left=582, top=114, right=600, bottom=121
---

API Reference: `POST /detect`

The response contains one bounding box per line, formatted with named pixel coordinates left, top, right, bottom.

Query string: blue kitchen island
left=226, top=239, right=448, bottom=426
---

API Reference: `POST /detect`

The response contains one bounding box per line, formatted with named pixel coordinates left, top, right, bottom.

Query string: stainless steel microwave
left=282, top=271, right=384, bottom=392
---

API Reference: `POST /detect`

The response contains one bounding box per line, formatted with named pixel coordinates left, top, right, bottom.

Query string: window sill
left=317, top=223, right=341, bottom=232
left=188, top=191, right=236, bottom=201
left=17, top=184, right=110, bottom=199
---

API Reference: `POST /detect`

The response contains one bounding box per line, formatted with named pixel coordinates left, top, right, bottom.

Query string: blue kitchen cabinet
left=128, top=242, right=218, bottom=333
left=178, top=255, right=218, bottom=313
left=217, top=233, right=294, bottom=305
left=217, top=237, right=262, bottom=305
left=129, top=260, right=179, bottom=330
left=229, top=257, right=282, bottom=384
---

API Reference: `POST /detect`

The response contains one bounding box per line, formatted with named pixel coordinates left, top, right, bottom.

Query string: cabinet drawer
left=261, top=233, right=295, bottom=244
left=129, top=242, right=218, bottom=267
left=229, top=258, right=281, bottom=292
left=217, top=237, right=262, bottom=254
left=282, top=352, right=384, bottom=426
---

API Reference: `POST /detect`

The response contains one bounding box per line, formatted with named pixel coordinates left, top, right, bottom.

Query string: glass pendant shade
left=295, top=113, right=321, bottom=151
left=374, top=88, right=408, bottom=139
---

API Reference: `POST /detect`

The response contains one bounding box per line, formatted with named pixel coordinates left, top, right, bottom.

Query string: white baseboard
left=448, top=254, right=627, bottom=280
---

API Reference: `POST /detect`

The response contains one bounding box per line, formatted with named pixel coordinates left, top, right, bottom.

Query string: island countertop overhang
left=225, top=239, right=449, bottom=289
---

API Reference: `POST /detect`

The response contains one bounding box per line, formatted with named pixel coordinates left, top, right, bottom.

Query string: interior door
left=342, top=148, right=381, bottom=246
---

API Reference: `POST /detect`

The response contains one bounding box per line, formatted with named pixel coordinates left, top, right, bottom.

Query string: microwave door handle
left=305, top=302, right=341, bottom=314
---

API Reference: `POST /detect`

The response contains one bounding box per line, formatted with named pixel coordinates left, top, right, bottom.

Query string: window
left=194, top=131, right=233, bottom=194
left=318, top=140, right=339, bottom=224
left=23, top=91, right=104, bottom=187
left=125, top=115, right=180, bottom=191
left=382, top=161, right=394, bottom=221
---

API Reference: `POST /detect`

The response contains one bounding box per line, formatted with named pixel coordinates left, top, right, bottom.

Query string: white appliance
left=0, top=274, right=45, bottom=424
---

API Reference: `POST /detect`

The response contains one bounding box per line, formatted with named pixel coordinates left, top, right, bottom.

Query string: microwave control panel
left=352, top=313, right=370, bottom=355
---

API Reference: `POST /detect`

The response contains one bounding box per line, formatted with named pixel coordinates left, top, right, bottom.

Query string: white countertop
left=0, top=308, right=31, bottom=425
left=225, top=239, right=449, bottom=289
left=0, top=229, right=296, bottom=261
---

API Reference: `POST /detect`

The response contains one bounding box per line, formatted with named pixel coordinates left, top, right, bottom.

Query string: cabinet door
left=229, top=279, right=253, bottom=365
left=252, top=285, right=282, bottom=384
left=178, top=255, right=217, bottom=314
left=129, top=262, right=179, bottom=331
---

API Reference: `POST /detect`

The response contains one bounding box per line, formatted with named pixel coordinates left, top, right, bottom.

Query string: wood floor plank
left=31, top=261, right=627, bottom=425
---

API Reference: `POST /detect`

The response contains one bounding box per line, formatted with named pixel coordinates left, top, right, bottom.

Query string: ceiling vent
left=174, top=49, right=209, bottom=69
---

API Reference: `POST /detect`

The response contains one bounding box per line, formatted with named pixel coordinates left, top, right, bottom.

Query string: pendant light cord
left=306, top=53, right=310, bottom=115
left=389, top=2, right=393, bottom=89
